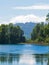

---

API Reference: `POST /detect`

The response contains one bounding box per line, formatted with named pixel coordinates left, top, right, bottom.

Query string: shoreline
left=0, top=41, right=49, bottom=46
left=0, top=42, right=49, bottom=46
left=23, top=41, right=49, bottom=46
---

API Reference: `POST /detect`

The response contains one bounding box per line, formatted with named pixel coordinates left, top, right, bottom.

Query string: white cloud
left=13, top=5, right=49, bottom=10
left=0, top=21, right=9, bottom=25
left=0, top=14, right=46, bottom=24
left=0, top=17, right=8, bottom=25
left=9, top=14, right=46, bottom=23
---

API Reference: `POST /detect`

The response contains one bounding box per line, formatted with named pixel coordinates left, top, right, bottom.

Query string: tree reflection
left=0, top=54, right=20, bottom=64
left=47, top=54, right=49, bottom=65
left=0, top=54, right=48, bottom=65
left=34, top=54, right=48, bottom=65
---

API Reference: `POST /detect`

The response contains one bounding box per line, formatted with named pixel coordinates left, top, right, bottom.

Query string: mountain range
left=15, top=22, right=36, bottom=39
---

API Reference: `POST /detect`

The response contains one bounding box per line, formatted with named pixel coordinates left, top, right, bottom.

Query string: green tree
left=46, top=13, right=49, bottom=22
left=0, top=23, right=26, bottom=44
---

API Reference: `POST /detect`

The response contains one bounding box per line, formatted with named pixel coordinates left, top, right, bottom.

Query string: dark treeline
left=31, top=13, right=49, bottom=44
left=31, top=22, right=49, bottom=43
left=0, top=23, right=26, bottom=44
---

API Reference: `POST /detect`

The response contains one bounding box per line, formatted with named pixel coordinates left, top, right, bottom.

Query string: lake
left=0, top=44, right=49, bottom=65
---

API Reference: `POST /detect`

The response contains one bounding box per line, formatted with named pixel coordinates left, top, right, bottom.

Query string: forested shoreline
left=0, top=23, right=26, bottom=44
left=31, top=13, right=49, bottom=45
left=0, top=13, right=49, bottom=45
left=31, top=23, right=49, bottom=45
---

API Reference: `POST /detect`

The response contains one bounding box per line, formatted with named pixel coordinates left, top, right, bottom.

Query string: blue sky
left=0, top=0, right=49, bottom=24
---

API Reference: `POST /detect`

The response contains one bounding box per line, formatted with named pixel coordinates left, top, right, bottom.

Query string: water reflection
left=0, top=54, right=48, bottom=65
left=19, top=54, right=36, bottom=65
left=0, top=45, right=48, bottom=54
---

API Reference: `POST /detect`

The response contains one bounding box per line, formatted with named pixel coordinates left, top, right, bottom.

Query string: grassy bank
left=24, top=39, right=49, bottom=46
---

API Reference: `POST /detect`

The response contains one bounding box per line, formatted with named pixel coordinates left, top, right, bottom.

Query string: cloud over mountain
left=0, top=14, right=46, bottom=24
left=9, top=14, right=46, bottom=24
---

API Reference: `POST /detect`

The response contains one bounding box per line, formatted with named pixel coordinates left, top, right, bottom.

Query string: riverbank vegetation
left=0, top=13, right=49, bottom=45
left=31, top=13, right=49, bottom=45
left=0, top=23, right=26, bottom=44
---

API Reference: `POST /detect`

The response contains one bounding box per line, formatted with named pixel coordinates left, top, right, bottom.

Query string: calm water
left=0, top=44, right=49, bottom=65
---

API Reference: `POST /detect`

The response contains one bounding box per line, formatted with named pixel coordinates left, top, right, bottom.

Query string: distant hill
left=14, top=22, right=36, bottom=39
